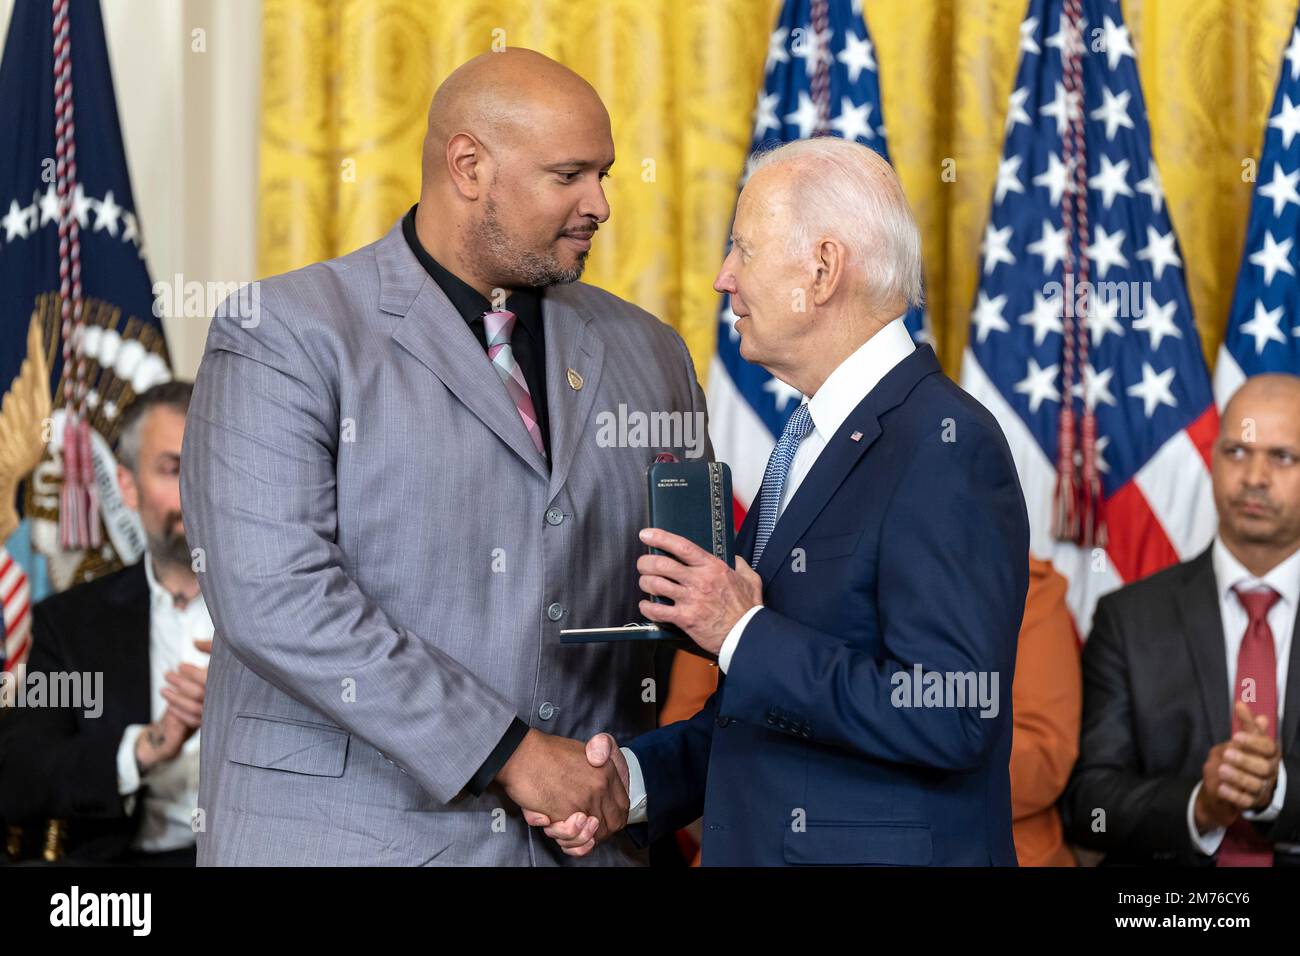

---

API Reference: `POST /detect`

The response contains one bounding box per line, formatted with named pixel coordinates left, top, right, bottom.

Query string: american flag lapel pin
left=850, top=430, right=863, bottom=442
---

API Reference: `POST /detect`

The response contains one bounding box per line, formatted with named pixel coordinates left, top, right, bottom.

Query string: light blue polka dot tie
left=751, top=402, right=814, bottom=565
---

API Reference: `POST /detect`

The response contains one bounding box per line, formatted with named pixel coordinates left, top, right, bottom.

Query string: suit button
left=715, top=716, right=731, bottom=728
left=538, top=701, right=556, bottom=720
left=547, top=603, right=565, bottom=621
left=545, top=508, right=564, bottom=526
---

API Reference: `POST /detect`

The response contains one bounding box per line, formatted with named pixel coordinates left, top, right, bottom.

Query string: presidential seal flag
left=0, top=0, right=170, bottom=693
left=959, top=0, right=1218, bottom=634
left=707, top=0, right=927, bottom=522
left=1216, top=13, right=1300, bottom=404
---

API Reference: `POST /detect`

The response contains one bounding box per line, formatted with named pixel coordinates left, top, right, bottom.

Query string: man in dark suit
left=1063, top=374, right=1300, bottom=866
left=525, top=137, right=1030, bottom=865
left=0, top=381, right=209, bottom=864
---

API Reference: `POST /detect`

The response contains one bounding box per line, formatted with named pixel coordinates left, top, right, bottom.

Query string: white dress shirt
left=623, top=316, right=916, bottom=825
left=114, top=553, right=213, bottom=853
left=1185, top=536, right=1299, bottom=855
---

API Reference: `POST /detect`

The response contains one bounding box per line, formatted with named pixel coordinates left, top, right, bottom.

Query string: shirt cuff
left=1187, top=782, right=1227, bottom=855
left=622, top=747, right=648, bottom=825
left=117, top=724, right=148, bottom=819
left=117, top=724, right=148, bottom=797
left=465, top=716, right=529, bottom=796
left=718, top=606, right=763, bottom=674
left=1243, top=760, right=1287, bottom=822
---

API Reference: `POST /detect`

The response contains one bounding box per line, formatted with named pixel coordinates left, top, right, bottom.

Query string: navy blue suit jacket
left=627, top=345, right=1030, bottom=865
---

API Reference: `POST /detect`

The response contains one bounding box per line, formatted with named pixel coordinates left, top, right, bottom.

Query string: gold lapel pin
left=850, top=431, right=863, bottom=442
left=567, top=368, right=584, bottom=391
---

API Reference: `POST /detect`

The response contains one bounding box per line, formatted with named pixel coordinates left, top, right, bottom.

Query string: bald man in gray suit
left=181, top=49, right=709, bottom=865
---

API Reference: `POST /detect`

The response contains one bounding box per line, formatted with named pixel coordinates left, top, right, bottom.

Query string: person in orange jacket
left=658, top=556, right=1081, bottom=866
left=1008, top=557, right=1081, bottom=866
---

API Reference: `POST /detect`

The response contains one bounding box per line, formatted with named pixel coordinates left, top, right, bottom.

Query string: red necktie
left=1217, top=586, right=1280, bottom=867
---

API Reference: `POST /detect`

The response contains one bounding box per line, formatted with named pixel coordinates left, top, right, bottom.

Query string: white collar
left=803, top=315, right=915, bottom=443
left=1212, top=536, right=1300, bottom=609
left=143, top=550, right=202, bottom=611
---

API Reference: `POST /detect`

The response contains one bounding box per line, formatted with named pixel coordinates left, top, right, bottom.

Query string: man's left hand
left=1220, top=701, right=1283, bottom=811
left=636, top=528, right=762, bottom=656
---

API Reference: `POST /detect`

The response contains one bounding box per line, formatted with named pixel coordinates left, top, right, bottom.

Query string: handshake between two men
left=495, top=527, right=764, bottom=856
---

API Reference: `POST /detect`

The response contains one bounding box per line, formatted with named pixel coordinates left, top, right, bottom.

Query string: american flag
left=959, top=0, right=1218, bottom=635
left=1216, top=13, right=1300, bottom=403
left=708, top=0, right=927, bottom=522
left=0, top=0, right=169, bottom=602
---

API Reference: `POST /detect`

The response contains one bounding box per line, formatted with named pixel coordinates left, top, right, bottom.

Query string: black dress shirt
left=401, top=205, right=540, bottom=794
left=401, top=205, right=552, bottom=460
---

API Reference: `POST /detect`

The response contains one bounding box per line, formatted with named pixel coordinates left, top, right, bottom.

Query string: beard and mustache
left=469, top=196, right=594, bottom=289
left=147, top=510, right=192, bottom=570
left=1223, top=489, right=1300, bottom=547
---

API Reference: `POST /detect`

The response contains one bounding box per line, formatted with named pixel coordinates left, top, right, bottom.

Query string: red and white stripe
left=0, top=548, right=33, bottom=701
left=963, top=349, right=1218, bottom=636
left=1212, top=346, right=1247, bottom=412
left=707, top=354, right=775, bottom=527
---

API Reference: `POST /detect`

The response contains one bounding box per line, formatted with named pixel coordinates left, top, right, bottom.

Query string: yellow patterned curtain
left=259, top=0, right=1298, bottom=380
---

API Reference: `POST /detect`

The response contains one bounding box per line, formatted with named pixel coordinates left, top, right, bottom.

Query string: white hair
left=746, top=137, right=923, bottom=310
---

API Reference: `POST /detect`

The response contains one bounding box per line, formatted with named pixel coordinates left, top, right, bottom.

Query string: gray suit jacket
left=181, top=220, right=710, bottom=865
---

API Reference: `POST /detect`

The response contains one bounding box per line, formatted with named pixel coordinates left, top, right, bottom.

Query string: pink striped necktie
left=483, top=310, right=546, bottom=458
left=1217, top=585, right=1280, bottom=867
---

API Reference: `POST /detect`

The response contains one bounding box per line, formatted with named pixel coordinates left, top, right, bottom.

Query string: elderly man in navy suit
left=527, top=137, right=1030, bottom=866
